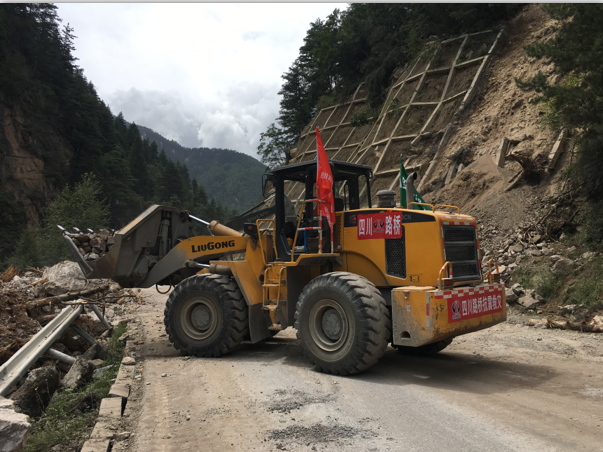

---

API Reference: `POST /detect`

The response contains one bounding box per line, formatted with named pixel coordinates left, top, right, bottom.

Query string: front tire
left=294, top=272, right=390, bottom=375
left=164, top=274, right=248, bottom=357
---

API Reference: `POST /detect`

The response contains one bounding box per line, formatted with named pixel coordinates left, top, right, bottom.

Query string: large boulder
left=82, top=343, right=107, bottom=361
left=518, top=292, right=540, bottom=309
left=552, top=257, right=574, bottom=275
left=62, top=357, right=95, bottom=390
left=505, top=288, right=518, bottom=303
left=42, top=261, right=87, bottom=296
left=0, top=397, right=31, bottom=452
left=42, top=261, right=104, bottom=296
left=509, top=244, right=523, bottom=254
left=10, top=367, right=60, bottom=418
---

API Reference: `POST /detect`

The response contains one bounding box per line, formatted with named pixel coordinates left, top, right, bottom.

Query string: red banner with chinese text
left=442, top=287, right=504, bottom=323
left=357, top=212, right=403, bottom=240
left=316, top=128, right=334, bottom=232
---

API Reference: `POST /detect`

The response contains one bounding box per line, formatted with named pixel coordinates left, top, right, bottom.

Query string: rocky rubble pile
left=478, top=221, right=556, bottom=277
left=68, top=229, right=115, bottom=261
left=0, top=261, right=146, bottom=449
left=0, top=261, right=143, bottom=390
left=476, top=210, right=602, bottom=329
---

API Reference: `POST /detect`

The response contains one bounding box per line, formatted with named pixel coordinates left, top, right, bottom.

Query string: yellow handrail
left=290, top=199, right=332, bottom=262
left=291, top=202, right=306, bottom=262
left=434, top=204, right=461, bottom=214
left=438, top=261, right=453, bottom=290
left=487, top=258, right=500, bottom=283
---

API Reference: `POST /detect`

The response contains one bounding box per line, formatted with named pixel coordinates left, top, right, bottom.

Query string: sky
left=56, top=3, right=345, bottom=159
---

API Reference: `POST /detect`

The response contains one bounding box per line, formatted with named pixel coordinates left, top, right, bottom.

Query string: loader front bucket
left=60, top=205, right=195, bottom=287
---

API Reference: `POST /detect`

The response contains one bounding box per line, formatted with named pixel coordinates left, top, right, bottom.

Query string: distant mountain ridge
left=137, top=125, right=267, bottom=213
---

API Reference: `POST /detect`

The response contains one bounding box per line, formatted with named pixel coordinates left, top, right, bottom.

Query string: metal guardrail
left=0, top=305, right=83, bottom=396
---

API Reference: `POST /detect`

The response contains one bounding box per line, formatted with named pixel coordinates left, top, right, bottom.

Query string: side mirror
left=262, top=173, right=275, bottom=198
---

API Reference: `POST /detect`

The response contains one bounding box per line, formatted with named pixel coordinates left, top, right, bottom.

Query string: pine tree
left=257, top=123, right=291, bottom=169
left=128, top=125, right=152, bottom=196
left=518, top=4, right=603, bottom=187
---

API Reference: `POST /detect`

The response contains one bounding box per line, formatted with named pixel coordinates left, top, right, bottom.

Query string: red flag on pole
left=316, top=127, right=335, bottom=234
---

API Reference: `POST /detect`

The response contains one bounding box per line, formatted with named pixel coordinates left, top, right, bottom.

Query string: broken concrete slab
left=0, top=396, right=14, bottom=411
left=62, top=357, right=95, bottom=390
left=505, top=288, right=518, bottom=303
left=82, top=343, right=107, bottom=361
left=80, top=440, right=111, bottom=452
left=0, top=401, right=31, bottom=452
left=108, top=384, right=130, bottom=399
left=98, top=397, right=122, bottom=418
left=10, top=367, right=60, bottom=418
left=88, top=359, right=104, bottom=369
left=518, top=294, right=540, bottom=309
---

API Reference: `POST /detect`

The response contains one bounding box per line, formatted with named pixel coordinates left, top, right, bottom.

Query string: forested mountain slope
left=138, top=125, right=266, bottom=213
left=0, top=4, right=234, bottom=265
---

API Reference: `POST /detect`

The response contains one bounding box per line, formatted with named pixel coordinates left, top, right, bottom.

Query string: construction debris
left=10, top=367, right=60, bottom=418
left=0, top=397, right=31, bottom=452
left=0, top=260, right=144, bottom=416
left=528, top=316, right=603, bottom=332
left=62, top=357, right=95, bottom=390
left=68, top=229, right=116, bottom=262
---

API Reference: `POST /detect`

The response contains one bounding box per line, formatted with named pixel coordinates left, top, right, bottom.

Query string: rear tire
left=295, top=272, right=390, bottom=375
left=164, top=274, right=248, bottom=357
left=395, top=338, right=453, bottom=356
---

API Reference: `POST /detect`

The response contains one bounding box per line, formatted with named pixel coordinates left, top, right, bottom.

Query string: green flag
left=400, top=156, right=428, bottom=210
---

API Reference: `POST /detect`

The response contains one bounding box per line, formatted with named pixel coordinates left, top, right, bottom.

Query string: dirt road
left=120, top=289, right=603, bottom=452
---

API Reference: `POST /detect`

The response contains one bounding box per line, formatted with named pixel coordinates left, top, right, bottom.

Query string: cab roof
left=270, top=160, right=373, bottom=182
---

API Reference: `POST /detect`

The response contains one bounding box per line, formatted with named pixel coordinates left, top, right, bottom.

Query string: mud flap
left=248, top=304, right=271, bottom=343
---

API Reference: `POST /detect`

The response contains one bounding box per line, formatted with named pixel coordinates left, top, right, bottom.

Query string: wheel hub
left=180, top=297, right=218, bottom=341
left=191, top=305, right=212, bottom=330
left=322, top=308, right=342, bottom=340
left=309, top=299, right=349, bottom=352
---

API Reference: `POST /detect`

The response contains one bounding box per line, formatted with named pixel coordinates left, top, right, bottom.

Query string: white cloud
left=57, top=3, right=346, bottom=157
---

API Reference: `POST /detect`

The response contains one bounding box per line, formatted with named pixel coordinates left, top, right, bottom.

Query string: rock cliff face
left=0, top=91, right=71, bottom=227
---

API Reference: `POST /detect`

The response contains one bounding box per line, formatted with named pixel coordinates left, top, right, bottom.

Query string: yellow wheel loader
left=62, top=160, right=506, bottom=375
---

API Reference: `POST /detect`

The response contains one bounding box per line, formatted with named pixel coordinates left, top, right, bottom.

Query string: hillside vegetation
left=138, top=125, right=266, bottom=213
left=258, top=3, right=523, bottom=167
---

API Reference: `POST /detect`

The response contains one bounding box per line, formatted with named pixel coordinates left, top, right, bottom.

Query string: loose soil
left=120, top=289, right=603, bottom=452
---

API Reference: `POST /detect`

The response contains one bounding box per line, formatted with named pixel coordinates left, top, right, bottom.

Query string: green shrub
left=4, top=173, right=109, bottom=270
left=350, top=107, right=379, bottom=127
left=534, top=271, right=562, bottom=301
left=563, top=258, right=603, bottom=307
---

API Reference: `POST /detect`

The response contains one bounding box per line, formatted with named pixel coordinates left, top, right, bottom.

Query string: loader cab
left=266, top=160, right=373, bottom=259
